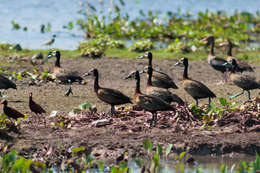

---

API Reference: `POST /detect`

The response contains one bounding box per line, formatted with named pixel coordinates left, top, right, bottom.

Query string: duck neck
left=94, top=75, right=100, bottom=93
left=209, top=40, right=215, bottom=56
left=147, top=71, right=152, bottom=87
left=29, top=97, right=34, bottom=105
left=135, top=78, right=141, bottom=95
left=55, top=56, right=61, bottom=67
left=183, top=63, right=189, bottom=80
left=227, top=43, right=232, bottom=57
left=148, top=57, right=152, bottom=67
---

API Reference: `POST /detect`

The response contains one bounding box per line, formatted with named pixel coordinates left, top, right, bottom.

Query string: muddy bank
left=0, top=55, right=259, bottom=166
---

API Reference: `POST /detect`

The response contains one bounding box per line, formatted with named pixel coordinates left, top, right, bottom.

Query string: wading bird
left=1, top=99, right=24, bottom=121
left=175, top=58, right=216, bottom=106
left=219, top=40, right=254, bottom=73
left=48, top=50, right=83, bottom=83
left=145, top=66, right=184, bottom=105
left=133, top=70, right=174, bottom=126
left=225, top=59, right=260, bottom=100
left=139, top=52, right=178, bottom=89
left=200, top=36, right=232, bottom=84
left=86, top=68, right=132, bottom=115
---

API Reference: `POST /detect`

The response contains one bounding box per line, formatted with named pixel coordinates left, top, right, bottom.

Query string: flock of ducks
left=0, top=36, right=259, bottom=126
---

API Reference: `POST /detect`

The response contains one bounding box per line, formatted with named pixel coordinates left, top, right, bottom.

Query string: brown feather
left=1, top=100, right=24, bottom=120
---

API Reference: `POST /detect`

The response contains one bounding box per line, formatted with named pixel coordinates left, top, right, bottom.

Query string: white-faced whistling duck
left=86, top=68, right=132, bottom=115
left=49, top=50, right=83, bottom=83
left=219, top=40, right=254, bottom=73
left=175, top=58, right=216, bottom=106
left=200, top=36, right=232, bottom=84
left=139, top=52, right=178, bottom=89
left=134, top=70, right=175, bottom=126
left=1, top=99, right=24, bottom=120
left=29, top=92, right=46, bottom=115
left=146, top=66, right=185, bottom=105
left=226, top=59, right=260, bottom=100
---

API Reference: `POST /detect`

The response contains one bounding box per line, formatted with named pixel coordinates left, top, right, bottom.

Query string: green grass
left=0, top=48, right=260, bottom=63
left=0, top=48, right=79, bottom=59
left=105, top=48, right=260, bottom=62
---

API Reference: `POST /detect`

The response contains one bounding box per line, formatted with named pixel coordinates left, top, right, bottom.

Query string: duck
left=29, top=92, right=46, bottom=115
left=42, top=34, right=56, bottom=46
left=49, top=50, right=83, bottom=83
left=86, top=68, right=132, bottom=115
left=0, top=74, right=16, bottom=91
left=134, top=70, right=175, bottom=126
left=200, top=36, right=232, bottom=84
left=219, top=40, right=254, bottom=73
left=146, top=66, right=185, bottom=105
left=226, top=59, right=260, bottom=100
left=0, top=99, right=24, bottom=120
left=139, top=52, right=178, bottom=89
left=175, top=58, right=216, bottom=106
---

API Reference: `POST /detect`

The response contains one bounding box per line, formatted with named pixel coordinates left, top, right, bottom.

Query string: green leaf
left=178, top=152, right=186, bottom=160
left=219, top=97, right=227, bottom=107
left=152, top=153, right=160, bottom=166
left=111, top=165, right=118, bottom=173
left=97, top=161, right=104, bottom=172
left=143, top=140, right=153, bottom=153
left=85, top=154, right=94, bottom=165
left=156, top=144, right=163, bottom=156
left=72, top=146, right=85, bottom=153
left=165, top=144, right=172, bottom=157
left=79, top=102, right=92, bottom=110
left=220, top=164, right=227, bottom=173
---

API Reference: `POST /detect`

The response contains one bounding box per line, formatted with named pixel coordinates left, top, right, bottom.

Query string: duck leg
left=230, top=90, right=244, bottom=99
left=110, top=105, right=115, bottom=116
left=208, top=97, right=211, bottom=107
left=195, top=99, right=198, bottom=107
left=150, top=112, right=156, bottom=127
left=247, top=90, right=251, bottom=100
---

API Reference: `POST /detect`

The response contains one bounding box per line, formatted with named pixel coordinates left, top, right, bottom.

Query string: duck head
left=123, top=70, right=145, bottom=80
left=139, top=51, right=152, bottom=59
left=29, top=92, right=32, bottom=98
left=200, top=36, right=214, bottom=47
left=84, top=68, right=98, bottom=77
left=175, top=57, right=188, bottom=67
left=0, top=99, right=7, bottom=106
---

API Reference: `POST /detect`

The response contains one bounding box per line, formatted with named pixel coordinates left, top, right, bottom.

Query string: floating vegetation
left=129, top=40, right=154, bottom=52
left=78, top=35, right=125, bottom=57
left=72, top=0, right=260, bottom=49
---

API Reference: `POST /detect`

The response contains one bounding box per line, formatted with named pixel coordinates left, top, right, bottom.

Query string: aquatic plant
left=73, top=0, right=260, bottom=47
left=129, top=40, right=154, bottom=52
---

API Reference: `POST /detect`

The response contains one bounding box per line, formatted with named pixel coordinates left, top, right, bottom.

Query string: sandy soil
left=0, top=55, right=260, bottom=165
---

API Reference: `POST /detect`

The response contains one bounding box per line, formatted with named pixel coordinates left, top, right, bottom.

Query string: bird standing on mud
left=200, top=36, right=232, bottom=84
left=29, top=92, right=46, bottom=115
left=219, top=40, right=254, bottom=73
left=85, top=68, right=132, bottom=115
left=48, top=50, right=83, bottom=83
left=225, top=59, right=260, bottom=100
left=0, top=74, right=17, bottom=97
left=145, top=66, right=185, bottom=105
left=1, top=99, right=25, bottom=121
left=139, top=52, right=178, bottom=89
left=133, top=70, right=175, bottom=126
left=29, top=92, right=46, bottom=125
left=175, top=58, right=216, bottom=106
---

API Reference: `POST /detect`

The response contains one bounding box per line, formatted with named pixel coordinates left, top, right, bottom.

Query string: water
left=1, top=0, right=260, bottom=49
left=49, top=156, right=255, bottom=172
